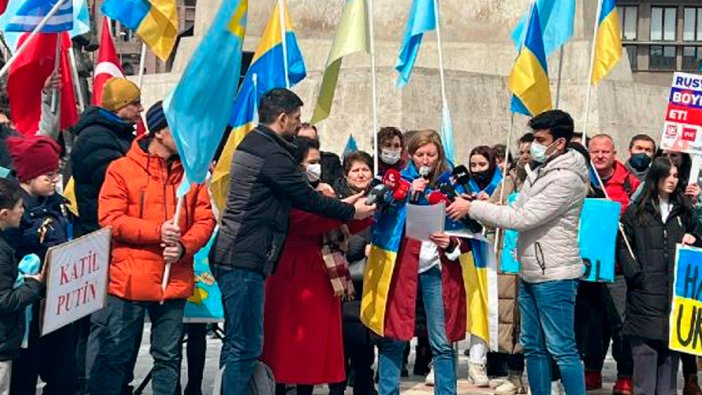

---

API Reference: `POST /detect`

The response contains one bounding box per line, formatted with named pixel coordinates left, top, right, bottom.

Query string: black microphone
left=410, top=166, right=430, bottom=204
left=365, top=184, right=389, bottom=206
left=452, top=165, right=470, bottom=187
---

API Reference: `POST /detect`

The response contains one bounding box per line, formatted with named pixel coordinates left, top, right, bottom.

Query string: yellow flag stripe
left=591, top=10, right=622, bottom=85
left=508, top=47, right=552, bottom=116
left=360, top=245, right=398, bottom=336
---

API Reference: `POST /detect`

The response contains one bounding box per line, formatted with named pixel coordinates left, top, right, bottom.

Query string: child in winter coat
left=4, top=135, right=78, bottom=395
left=0, top=178, right=43, bottom=395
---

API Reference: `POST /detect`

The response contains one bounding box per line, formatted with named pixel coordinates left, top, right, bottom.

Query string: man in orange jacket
left=88, top=101, right=216, bottom=395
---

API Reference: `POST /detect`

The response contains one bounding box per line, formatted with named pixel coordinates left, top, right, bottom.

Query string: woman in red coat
left=261, top=137, right=371, bottom=395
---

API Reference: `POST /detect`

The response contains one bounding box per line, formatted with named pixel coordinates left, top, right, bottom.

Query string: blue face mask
left=628, top=153, right=652, bottom=172
left=530, top=139, right=561, bottom=163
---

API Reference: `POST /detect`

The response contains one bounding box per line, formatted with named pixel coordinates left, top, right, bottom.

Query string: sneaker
left=495, top=380, right=519, bottom=395
left=489, top=377, right=509, bottom=389
left=468, top=362, right=489, bottom=387
left=613, top=377, right=633, bottom=395
left=425, top=367, right=435, bottom=387
left=552, top=380, right=565, bottom=395
left=585, top=370, right=602, bottom=391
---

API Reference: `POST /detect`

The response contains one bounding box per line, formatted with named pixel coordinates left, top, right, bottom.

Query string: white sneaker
left=489, top=377, right=509, bottom=389
left=425, top=367, right=435, bottom=386
left=495, top=380, right=519, bottom=395
left=551, top=380, right=565, bottom=395
left=468, top=362, right=489, bottom=387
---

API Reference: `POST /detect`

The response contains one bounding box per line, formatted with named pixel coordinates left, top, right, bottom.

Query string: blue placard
left=184, top=233, right=224, bottom=322
left=499, top=197, right=621, bottom=282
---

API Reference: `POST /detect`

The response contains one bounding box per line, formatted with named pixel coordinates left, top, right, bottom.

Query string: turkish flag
left=7, top=32, right=78, bottom=136
left=93, top=17, right=145, bottom=136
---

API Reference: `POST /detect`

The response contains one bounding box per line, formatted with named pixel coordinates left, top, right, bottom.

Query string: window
left=651, top=7, right=677, bottom=41
left=619, top=6, right=638, bottom=40
left=650, top=45, right=676, bottom=70
left=625, top=45, right=638, bottom=70
left=683, top=46, right=702, bottom=70
left=683, top=7, right=702, bottom=41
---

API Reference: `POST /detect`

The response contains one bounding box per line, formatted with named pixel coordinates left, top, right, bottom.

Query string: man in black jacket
left=210, top=88, right=375, bottom=395
left=69, top=77, right=142, bottom=394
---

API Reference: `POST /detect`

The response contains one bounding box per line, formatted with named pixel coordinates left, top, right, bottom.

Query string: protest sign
left=42, top=228, right=111, bottom=336
left=499, top=198, right=620, bottom=282
left=670, top=245, right=702, bottom=355
left=660, top=72, right=702, bottom=156
left=184, top=234, right=224, bottom=322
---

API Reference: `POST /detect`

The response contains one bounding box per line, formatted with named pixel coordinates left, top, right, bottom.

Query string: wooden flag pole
left=278, top=0, right=290, bottom=88
left=160, top=196, right=184, bottom=302
left=582, top=0, right=604, bottom=142
left=493, top=113, right=515, bottom=254
left=367, top=0, right=379, bottom=174
left=137, top=43, right=147, bottom=89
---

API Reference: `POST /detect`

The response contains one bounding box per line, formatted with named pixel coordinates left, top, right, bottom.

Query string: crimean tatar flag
left=210, top=0, right=306, bottom=211
left=508, top=5, right=552, bottom=116
left=591, top=0, right=622, bottom=85
left=101, top=0, right=178, bottom=61
left=395, top=0, right=435, bottom=88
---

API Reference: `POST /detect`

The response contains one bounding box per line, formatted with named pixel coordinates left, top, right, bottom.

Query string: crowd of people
left=0, top=77, right=701, bottom=395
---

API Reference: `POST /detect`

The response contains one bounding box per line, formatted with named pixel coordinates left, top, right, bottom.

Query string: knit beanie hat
left=146, top=101, right=168, bottom=133
left=7, top=136, right=61, bottom=182
left=101, top=77, right=141, bottom=111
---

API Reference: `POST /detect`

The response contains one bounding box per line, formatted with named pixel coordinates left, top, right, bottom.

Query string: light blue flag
left=342, top=134, right=358, bottom=160
left=164, top=0, right=248, bottom=197
left=1, top=0, right=89, bottom=51
left=4, top=0, right=73, bottom=32
left=395, top=0, right=436, bottom=87
left=441, top=105, right=455, bottom=163
left=69, top=0, right=89, bottom=38
left=511, top=0, right=575, bottom=55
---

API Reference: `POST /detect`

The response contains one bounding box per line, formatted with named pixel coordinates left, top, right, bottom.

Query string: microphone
left=392, top=179, right=411, bottom=201
left=452, top=165, right=470, bottom=186
left=365, top=184, right=389, bottom=206
left=410, top=166, right=431, bottom=203
left=366, top=168, right=403, bottom=209
left=428, top=191, right=451, bottom=206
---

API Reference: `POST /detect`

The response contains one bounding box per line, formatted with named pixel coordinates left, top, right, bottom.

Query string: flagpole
left=493, top=113, right=515, bottom=254
left=555, top=45, right=565, bottom=108
left=582, top=0, right=603, bottom=142
left=367, top=0, right=379, bottom=174
left=160, top=196, right=184, bottom=303
left=278, top=0, right=290, bottom=88
left=69, top=47, right=86, bottom=113
left=432, top=0, right=448, bottom=116
left=50, top=34, right=62, bottom=115
left=0, top=0, right=69, bottom=79
left=137, top=43, right=147, bottom=89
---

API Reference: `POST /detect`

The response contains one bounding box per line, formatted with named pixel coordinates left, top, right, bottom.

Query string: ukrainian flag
left=210, top=0, right=306, bottom=211
left=591, top=0, right=622, bottom=85
left=508, top=5, right=552, bottom=117
left=101, top=0, right=178, bottom=61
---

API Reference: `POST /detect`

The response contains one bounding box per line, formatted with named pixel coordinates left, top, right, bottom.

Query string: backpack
left=212, top=361, right=276, bottom=395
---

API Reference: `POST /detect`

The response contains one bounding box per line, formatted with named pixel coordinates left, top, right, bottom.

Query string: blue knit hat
left=146, top=101, right=167, bottom=133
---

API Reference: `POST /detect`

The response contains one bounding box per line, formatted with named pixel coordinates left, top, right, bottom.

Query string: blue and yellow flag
left=395, top=0, right=435, bottom=88
left=164, top=0, right=248, bottom=197
left=101, top=0, right=178, bottom=61
left=591, top=0, right=622, bottom=85
left=511, top=0, right=576, bottom=57
left=508, top=5, right=552, bottom=116
left=210, top=0, right=306, bottom=211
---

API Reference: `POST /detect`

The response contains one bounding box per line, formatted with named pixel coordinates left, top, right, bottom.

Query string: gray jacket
left=470, top=149, right=589, bottom=283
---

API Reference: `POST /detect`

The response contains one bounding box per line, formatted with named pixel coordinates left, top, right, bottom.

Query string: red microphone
left=382, top=169, right=401, bottom=191
left=428, top=191, right=451, bottom=206
left=393, top=179, right=411, bottom=201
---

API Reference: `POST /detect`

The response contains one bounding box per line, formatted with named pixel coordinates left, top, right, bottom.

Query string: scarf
left=468, top=169, right=503, bottom=196
left=321, top=225, right=355, bottom=300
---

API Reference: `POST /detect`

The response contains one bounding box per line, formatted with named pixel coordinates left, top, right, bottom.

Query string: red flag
left=7, top=32, right=78, bottom=136
left=93, top=17, right=123, bottom=106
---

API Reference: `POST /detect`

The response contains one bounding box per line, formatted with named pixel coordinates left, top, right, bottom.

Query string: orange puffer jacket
left=98, top=137, right=216, bottom=302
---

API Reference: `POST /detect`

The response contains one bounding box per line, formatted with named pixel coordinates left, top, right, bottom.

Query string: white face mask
left=530, top=140, right=558, bottom=163
left=380, top=149, right=402, bottom=165
left=306, top=163, right=322, bottom=182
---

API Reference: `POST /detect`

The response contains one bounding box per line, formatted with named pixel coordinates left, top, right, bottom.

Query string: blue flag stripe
left=5, top=0, right=73, bottom=32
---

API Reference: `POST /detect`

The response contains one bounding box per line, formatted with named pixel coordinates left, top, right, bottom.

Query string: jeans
left=212, top=265, right=265, bottom=395
left=519, top=279, right=584, bottom=395
left=88, top=295, right=185, bottom=395
left=378, top=266, right=456, bottom=395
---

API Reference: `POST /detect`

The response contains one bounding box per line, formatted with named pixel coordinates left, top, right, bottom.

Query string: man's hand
left=682, top=233, right=697, bottom=246
left=446, top=196, right=472, bottom=222
left=161, top=221, right=181, bottom=246
left=317, top=182, right=336, bottom=198
left=25, top=272, right=44, bottom=283
left=43, top=73, right=61, bottom=94
left=342, top=191, right=364, bottom=205
left=163, top=243, right=184, bottom=264
left=476, top=191, right=490, bottom=201
left=429, top=232, right=451, bottom=249
left=686, top=183, right=701, bottom=203
left=353, top=199, right=375, bottom=220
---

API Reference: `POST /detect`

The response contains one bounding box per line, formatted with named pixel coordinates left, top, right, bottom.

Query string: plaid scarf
left=321, top=224, right=355, bottom=300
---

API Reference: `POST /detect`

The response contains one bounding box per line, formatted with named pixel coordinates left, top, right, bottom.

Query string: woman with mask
left=367, top=130, right=471, bottom=395
left=467, top=146, right=503, bottom=202
left=377, top=127, right=405, bottom=176
left=330, top=151, right=377, bottom=395
left=619, top=157, right=702, bottom=395
left=261, top=137, right=372, bottom=395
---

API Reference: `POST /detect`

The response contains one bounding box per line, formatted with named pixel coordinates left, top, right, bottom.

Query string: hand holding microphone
left=410, top=166, right=431, bottom=203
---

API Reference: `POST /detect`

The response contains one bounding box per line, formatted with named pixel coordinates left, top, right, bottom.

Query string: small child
left=0, top=178, right=43, bottom=395
left=4, top=135, right=78, bottom=394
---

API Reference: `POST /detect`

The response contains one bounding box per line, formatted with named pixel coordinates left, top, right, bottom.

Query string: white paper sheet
left=405, top=203, right=445, bottom=242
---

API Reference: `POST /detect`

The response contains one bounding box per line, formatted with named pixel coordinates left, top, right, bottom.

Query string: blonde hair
left=406, top=129, right=449, bottom=184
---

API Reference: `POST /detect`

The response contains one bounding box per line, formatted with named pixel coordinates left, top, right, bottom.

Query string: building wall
left=139, top=0, right=671, bottom=162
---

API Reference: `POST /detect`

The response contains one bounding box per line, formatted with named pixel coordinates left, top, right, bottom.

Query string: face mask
left=380, top=149, right=402, bottom=165
left=472, top=170, right=491, bottom=184
left=306, top=163, right=322, bottom=182
left=628, top=153, right=652, bottom=172
left=530, top=140, right=558, bottom=163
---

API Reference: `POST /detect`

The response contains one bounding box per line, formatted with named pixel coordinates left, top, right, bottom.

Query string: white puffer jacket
left=470, top=149, right=589, bottom=283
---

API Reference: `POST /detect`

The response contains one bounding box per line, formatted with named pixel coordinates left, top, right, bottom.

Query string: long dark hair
left=636, top=157, right=693, bottom=223
left=655, top=149, right=691, bottom=186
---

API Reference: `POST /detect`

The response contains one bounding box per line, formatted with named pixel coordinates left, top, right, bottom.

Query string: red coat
left=261, top=209, right=371, bottom=384
left=603, top=161, right=640, bottom=214
left=99, top=137, right=216, bottom=302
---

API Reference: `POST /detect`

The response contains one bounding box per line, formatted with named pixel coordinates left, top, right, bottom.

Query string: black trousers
left=329, top=321, right=376, bottom=395
left=630, top=337, right=679, bottom=395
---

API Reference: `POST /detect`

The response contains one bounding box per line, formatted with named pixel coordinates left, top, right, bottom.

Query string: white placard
left=42, top=228, right=111, bottom=336
left=405, top=203, right=445, bottom=242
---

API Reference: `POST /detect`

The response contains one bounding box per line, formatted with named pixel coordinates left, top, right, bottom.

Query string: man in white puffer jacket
left=447, top=110, right=588, bottom=395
